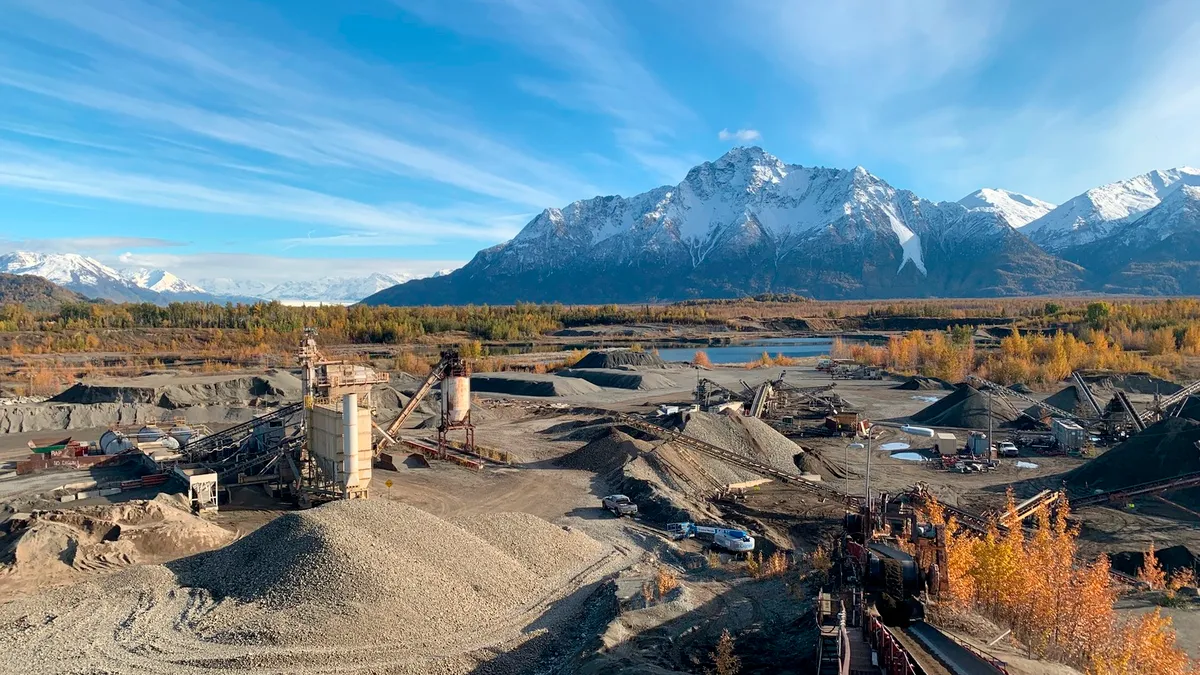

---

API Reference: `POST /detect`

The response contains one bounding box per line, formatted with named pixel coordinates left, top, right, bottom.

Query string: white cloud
left=718, top=129, right=762, bottom=143
left=0, top=0, right=593, bottom=248
left=107, top=251, right=464, bottom=286
left=0, top=236, right=185, bottom=253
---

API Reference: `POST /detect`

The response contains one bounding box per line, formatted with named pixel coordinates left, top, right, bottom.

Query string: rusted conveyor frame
left=1141, top=378, right=1200, bottom=424
left=1072, top=371, right=1104, bottom=417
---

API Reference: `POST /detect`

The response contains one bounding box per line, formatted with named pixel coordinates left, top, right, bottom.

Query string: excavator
left=373, top=350, right=466, bottom=452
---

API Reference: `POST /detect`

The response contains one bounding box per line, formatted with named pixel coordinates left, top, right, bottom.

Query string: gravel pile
left=893, top=376, right=955, bottom=391
left=51, top=372, right=301, bottom=408
left=1079, top=371, right=1183, bottom=395
left=1111, top=545, right=1197, bottom=577
left=1067, top=417, right=1200, bottom=493
left=573, top=349, right=666, bottom=369
left=0, top=499, right=609, bottom=673
left=1177, top=396, right=1200, bottom=422
left=558, top=429, right=650, bottom=474
left=677, top=411, right=803, bottom=475
left=1023, top=385, right=1090, bottom=419
left=558, top=368, right=675, bottom=390
left=909, top=383, right=1022, bottom=429
left=471, top=373, right=602, bottom=397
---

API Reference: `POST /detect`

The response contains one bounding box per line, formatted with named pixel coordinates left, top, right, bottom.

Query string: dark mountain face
left=365, top=148, right=1089, bottom=306
left=0, top=273, right=88, bottom=311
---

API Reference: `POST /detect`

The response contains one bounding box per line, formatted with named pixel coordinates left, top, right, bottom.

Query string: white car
left=998, top=442, right=1019, bottom=457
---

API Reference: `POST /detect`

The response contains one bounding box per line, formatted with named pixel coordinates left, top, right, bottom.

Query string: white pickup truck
left=601, top=494, right=638, bottom=517
left=666, top=522, right=756, bottom=553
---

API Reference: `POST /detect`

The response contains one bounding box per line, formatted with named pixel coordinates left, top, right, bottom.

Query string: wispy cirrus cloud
left=718, top=129, right=762, bottom=143
left=0, top=236, right=185, bottom=254
left=0, top=0, right=588, bottom=248
left=397, top=0, right=696, bottom=182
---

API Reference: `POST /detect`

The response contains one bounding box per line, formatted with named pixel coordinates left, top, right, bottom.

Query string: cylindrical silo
left=343, top=393, right=359, bottom=489
left=442, top=375, right=471, bottom=424
left=136, top=426, right=166, bottom=443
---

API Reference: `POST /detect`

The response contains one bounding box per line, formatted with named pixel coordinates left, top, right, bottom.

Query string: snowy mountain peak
left=1023, top=166, right=1200, bottom=250
left=0, top=251, right=124, bottom=286
left=958, top=188, right=1056, bottom=228
left=126, top=268, right=206, bottom=294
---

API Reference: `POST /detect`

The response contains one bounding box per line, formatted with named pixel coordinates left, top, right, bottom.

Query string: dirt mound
left=558, top=368, right=675, bottom=390
left=1078, top=371, right=1183, bottom=396
left=1, top=494, right=233, bottom=586
left=574, top=349, right=666, bottom=369
left=542, top=418, right=618, bottom=442
left=893, top=376, right=955, bottom=391
left=1111, top=545, right=1197, bottom=577
left=471, top=373, right=601, bottom=397
left=51, top=372, right=302, bottom=409
left=909, top=383, right=1022, bottom=429
left=1067, top=417, right=1200, bottom=492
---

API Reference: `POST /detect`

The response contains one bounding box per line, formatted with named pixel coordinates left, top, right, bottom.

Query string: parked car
left=602, top=494, right=638, bottom=517
left=998, top=442, right=1019, bottom=457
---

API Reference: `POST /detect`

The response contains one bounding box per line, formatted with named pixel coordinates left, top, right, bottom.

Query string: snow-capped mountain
left=958, top=188, right=1056, bottom=228
left=0, top=251, right=156, bottom=303
left=365, top=147, right=1084, bottom=304
left=1022, top=167, right=1200, bottom=251
left=261, top=273, right=415, bottom=303
left=126, top=268, right=207, bottom=294
left=194, top=278, right=273, bottom=298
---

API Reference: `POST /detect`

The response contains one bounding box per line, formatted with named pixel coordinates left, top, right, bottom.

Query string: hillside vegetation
left=0, top=273, right=87, bottom=312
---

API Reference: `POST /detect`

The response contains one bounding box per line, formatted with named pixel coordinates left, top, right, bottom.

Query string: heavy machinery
left=374, top=350, right=469, bottom=453
left=666, top=522, right=756, bottom=552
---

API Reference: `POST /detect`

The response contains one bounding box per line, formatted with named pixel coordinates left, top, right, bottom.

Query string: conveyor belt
left=906, top=622, right=1006, bottom=675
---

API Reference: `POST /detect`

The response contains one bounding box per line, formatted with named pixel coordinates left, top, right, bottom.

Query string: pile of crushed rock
left=558, top=368, right=676, bottom=390
left=909, top=383, right=1023, bottom=429
left=0, top=499, right=608, bottom=673
left=573, top=349, right=667, bottom=370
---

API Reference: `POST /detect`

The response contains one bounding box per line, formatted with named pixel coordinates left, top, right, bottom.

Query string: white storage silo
left=441, top=375, right=471, bottom=424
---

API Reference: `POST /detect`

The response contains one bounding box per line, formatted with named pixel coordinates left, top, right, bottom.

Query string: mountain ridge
left=365, top=147, right=1088, bottom=305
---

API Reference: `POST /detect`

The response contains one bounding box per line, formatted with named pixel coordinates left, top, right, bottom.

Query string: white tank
left=168, top=425, right=195, bottom=447
left=158, top=436, right=181, bottom=451
left=136, top=426, right=166, bottom=443
left=99, top=430, right=132, bottom=455
left=442, top=375, right=471, bottom=424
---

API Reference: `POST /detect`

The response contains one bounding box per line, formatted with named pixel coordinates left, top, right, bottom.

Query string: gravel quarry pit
left=0, top=499, right=619, bottom=674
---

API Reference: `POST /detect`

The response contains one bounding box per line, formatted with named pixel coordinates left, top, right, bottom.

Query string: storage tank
left=136, top=426, right=166, bottom=443
left=168, top=424, right=196, bottom=447
left=99, top=430, right=133, bottom=455
left=442, top=375, right=471, bottom=424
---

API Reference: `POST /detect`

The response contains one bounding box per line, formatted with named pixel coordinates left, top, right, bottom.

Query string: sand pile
left=0, top=499, right=608, bottom=674
left=471, top=373, right=601, bottom=397
left=1067, top=418, right=1200, bottom=493
left=909, top=383, right=1022, bottom=428
left=893, top=376, right=955, bottom=391
left=559, top=368, right=675, bottom=390
left=1, top=494, right=233, bottom=586
left=574, top=349, right=666, bottom=369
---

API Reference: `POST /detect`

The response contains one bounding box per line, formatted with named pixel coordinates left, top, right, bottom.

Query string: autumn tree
left=693, top=350, right=713, bottom=368
left=708, top=629, right=741, bottom=675
left=1139, top=543, right=1167, bottom=591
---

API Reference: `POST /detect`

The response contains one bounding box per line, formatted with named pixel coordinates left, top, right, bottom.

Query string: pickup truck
left=998, top=442, right=1020, bottom=457
left=602, top=494, right=638, bottom=517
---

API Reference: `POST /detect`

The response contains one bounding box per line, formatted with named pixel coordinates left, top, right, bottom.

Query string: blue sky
left=1, top=0, right=1198, bottom=285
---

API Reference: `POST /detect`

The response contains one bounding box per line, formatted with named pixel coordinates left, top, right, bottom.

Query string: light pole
left=849, top=423, right=874, bottom=539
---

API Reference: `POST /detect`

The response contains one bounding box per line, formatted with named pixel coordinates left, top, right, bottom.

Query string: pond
left=657, top=337, right=843, bottom=365
left=880, top=442, right=911, bottom=451
left=891, top=452, right=927, bottom=462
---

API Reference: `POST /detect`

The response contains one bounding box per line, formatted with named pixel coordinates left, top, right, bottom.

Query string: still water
left=657, top=337, right=839, bottom=365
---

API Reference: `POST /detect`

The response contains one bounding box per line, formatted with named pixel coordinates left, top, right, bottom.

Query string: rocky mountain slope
left=0, top=273, right=86, bottom=311
left=1062, top=184, right=1200, bottom=294
left=365, top=147, right=1085, bottom=305
left=1022, top=167, right=1200, bottom=251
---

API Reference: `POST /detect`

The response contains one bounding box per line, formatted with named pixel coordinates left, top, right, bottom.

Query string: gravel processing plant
left=2, top=336, right=1200, bottom=674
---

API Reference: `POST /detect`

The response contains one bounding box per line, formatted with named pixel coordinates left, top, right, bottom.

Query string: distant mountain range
left=363, top=148, right=1200, bottom=304
left=0, top=251, right=443, bottom=305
